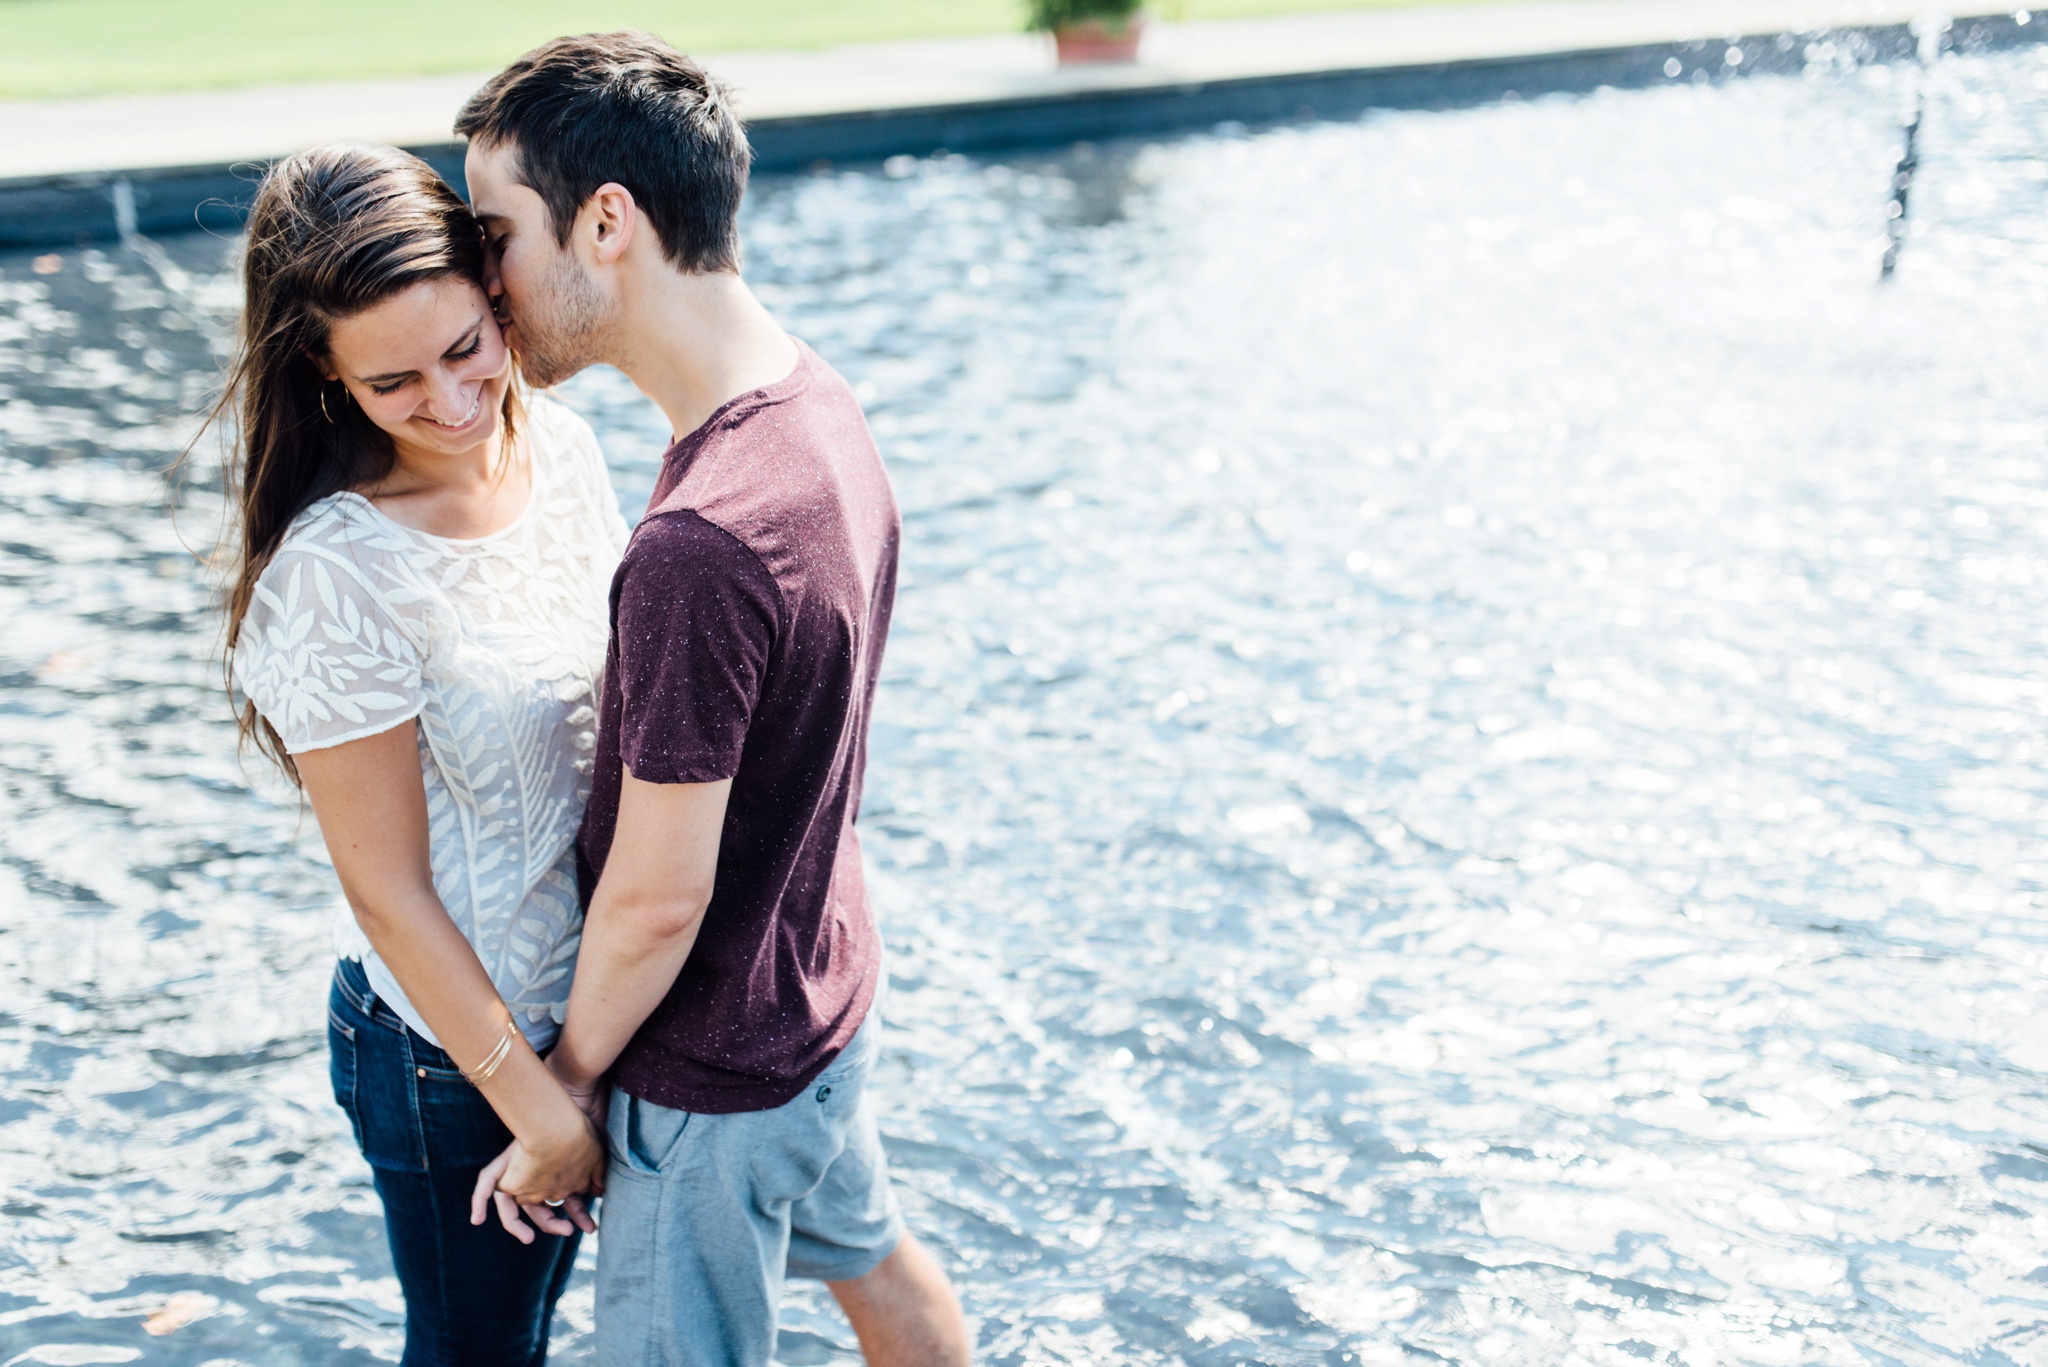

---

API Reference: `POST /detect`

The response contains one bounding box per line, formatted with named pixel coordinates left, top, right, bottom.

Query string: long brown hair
left=209, top=142, right=520, bottom=784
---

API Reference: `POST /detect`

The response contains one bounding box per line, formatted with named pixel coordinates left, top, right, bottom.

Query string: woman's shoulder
left=526, top=393, right=625, bottom=528
left=526, top=392, right=602, bottom=462
left=235, top=496, right=428, bottom=747
left=251, top=492, right=423, bottom=604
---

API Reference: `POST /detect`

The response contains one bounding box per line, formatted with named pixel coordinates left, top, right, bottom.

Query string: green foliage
left=1024, top=0, right=1144, bottom=32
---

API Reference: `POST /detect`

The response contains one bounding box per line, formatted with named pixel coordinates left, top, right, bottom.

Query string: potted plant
left=1030, top=0, right=1147, bottom=65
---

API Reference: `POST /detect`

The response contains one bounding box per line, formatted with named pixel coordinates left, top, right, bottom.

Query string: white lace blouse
left=234, top=396, right=630, bottom=1050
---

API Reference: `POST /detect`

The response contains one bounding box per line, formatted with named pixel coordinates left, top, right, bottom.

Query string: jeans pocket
left=327, top=1007, right=365, bottom=1153
left=412, top=1060, right=512, bottom=1171
left=608, top=1093, right=690, bottom=1177
left=344, top=1019, right=429, bottom=1173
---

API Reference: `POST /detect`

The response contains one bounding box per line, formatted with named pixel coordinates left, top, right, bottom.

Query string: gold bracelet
left=462, top=1018, right=520, bottom=1086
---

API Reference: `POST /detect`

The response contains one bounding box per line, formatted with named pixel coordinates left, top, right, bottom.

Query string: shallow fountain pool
left=2, top=41, right=2048, bottom=1367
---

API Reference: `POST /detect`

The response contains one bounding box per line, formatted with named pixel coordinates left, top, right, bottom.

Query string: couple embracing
left=216, top=31, right=969, bottom=1367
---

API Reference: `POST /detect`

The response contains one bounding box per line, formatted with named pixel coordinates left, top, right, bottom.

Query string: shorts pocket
left=608, top=1093, right=691, bottom=1177
left=815, top=1017, right=877, bottom=1088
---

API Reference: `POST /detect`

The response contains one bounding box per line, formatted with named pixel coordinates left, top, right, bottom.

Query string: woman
left=215, top=143, right=628, bottom=1364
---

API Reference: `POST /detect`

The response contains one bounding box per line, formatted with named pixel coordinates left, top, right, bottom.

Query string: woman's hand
left=508, top=1108, right=607, bottom=1205
left=470, top=1113, right=605, bottom=1244
left=549, top=1055, right=609, bottom=1131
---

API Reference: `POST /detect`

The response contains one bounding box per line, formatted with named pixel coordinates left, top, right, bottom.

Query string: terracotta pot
left=1054, top=14, right=1146, bottom=65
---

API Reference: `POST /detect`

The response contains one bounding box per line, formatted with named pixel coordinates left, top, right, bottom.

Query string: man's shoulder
left=630, top=505, right=749, bottom=555
left=723, top=345, right=875, bottom=468
left=624, top=508, right=775, bottom=591
left=635, top=343, right=891, bottom=580
left=784, top=352, right=876, bottom=451
left=614, top=509, right=783, bottom=646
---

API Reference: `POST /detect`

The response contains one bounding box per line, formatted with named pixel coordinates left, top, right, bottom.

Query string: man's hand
left=469, top=1117, right=605, bottom=1244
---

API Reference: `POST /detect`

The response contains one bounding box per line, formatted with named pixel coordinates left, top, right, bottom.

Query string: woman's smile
left=419, top=388, right=485, bottom=434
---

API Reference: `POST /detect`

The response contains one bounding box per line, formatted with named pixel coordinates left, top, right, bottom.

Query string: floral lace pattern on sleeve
left=234, top=520, right=426, bottom=753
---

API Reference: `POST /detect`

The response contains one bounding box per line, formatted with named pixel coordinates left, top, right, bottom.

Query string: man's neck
left=605, top=267, right=799, bottom=446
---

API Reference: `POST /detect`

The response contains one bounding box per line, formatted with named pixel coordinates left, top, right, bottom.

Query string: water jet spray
left=1881, top=11, right=1950, bottom=279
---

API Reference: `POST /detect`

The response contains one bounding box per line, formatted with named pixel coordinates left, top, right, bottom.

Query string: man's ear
left=583, top=182, right=638, bottom=267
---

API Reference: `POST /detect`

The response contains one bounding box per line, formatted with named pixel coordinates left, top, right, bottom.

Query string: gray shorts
left=593, top=1015, right=905, bottom=1367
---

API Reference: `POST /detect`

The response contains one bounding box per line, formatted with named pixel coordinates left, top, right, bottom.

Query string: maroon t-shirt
left=576, top=341, right=898, bottom=1114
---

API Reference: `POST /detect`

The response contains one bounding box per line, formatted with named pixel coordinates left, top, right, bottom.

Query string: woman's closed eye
left=364, top=332, right=486, bottom=396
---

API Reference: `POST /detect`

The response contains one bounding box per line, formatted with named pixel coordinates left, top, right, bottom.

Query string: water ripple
left=1, top=45, right=2046, bottom=1366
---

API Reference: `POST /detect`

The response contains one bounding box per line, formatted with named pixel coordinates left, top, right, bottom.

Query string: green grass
left=0, top=0, right=1478, bottom=100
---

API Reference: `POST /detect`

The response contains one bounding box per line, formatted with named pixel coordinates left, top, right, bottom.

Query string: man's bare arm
left=550, top=773, right=732, bottom=1094
left=471, top=769, right=730, bottom=1237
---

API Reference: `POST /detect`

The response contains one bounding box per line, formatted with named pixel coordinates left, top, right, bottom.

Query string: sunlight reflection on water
left=2, top=44, right=2047, bottom=1366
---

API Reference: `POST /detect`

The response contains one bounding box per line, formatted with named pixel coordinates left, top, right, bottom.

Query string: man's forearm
left=550, top=889, right=707, bottom=1090
left=555, top=772, right=732, bottom=1092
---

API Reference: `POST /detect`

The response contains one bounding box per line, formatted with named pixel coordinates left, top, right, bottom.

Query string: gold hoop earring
left=319, top=385, right=337, bottom=424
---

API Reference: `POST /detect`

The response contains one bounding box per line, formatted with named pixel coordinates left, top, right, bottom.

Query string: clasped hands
left=469, top=1068, right=610, bottom=1244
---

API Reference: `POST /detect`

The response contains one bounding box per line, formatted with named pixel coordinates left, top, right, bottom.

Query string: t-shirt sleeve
left=614, top=512, right=780, bottom=785
left=233, top=545, right=425, bottom=752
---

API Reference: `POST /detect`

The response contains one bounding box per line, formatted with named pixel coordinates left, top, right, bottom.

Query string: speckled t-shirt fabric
left=578, top=341, right=898, bottom=1114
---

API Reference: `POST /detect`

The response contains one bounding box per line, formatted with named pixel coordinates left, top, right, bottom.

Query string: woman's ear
left=304, top=348, right=340, bottom=383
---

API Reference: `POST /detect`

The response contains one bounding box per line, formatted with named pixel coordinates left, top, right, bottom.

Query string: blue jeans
left=328, top=958, right=580, bottom=1366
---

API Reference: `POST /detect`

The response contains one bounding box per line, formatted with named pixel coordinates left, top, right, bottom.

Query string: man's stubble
left=510, top=246, right=608, bottom=389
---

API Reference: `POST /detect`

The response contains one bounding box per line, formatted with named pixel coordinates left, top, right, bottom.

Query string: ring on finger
left=544, top=1198, right=564, bottom=1207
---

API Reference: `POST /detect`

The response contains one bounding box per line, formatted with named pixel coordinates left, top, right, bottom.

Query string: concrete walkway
left=0, top=0, right=2021, bottom=182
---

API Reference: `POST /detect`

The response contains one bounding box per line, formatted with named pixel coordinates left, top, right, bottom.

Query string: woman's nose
left=422, top=374, right=474, bottom=424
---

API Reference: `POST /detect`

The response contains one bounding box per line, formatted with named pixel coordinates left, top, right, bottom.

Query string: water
left=3, top=43, right=2048, bottom=1367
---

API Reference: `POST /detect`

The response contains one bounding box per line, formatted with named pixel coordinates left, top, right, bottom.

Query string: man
left=455, top=32, right=970, bottom=1367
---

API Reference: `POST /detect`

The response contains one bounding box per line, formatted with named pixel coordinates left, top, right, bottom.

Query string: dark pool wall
left=3, top=10, right=2044, bottom=251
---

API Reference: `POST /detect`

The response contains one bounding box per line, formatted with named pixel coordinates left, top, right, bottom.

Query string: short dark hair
left=455, top=31, right=750, bottom=273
